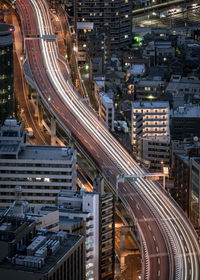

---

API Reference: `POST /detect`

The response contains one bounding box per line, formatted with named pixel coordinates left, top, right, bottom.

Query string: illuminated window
left=124, top=35, right=128, bottom=38
left=125, top=15, right=128, bottom=18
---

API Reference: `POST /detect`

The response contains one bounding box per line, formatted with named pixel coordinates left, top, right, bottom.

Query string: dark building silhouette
left=0, top=23, right=15, bottom=124
left=0, top=216, right=85, bottom=280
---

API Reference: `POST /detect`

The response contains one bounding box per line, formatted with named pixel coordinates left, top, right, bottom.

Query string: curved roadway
left=15, top=0, right=200, bottom=279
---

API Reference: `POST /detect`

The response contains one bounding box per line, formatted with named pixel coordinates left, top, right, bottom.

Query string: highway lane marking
left=156, top=246, right=159, bottom=253
left=158, top=270, right=160, bottom=277
left=158, top=257, right=160, bottom=265
left=136, top=203, right=140, bottom=209
left=153, top=235, right=156, bottom=241
left=149, top=252, right=198, bottom=258
left=184, top=246, right=188, bottom=252
left=148, top=225, right=151, bottom=231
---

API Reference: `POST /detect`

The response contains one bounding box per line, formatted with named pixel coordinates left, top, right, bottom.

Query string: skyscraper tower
left=0, top=23, right=15, bottom=124
left=74, top=0, right=132, bottom=63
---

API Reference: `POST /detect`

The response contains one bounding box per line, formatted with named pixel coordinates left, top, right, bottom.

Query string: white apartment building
left=0, top=120, right=77, bottom=207
left=34, top=186, right=115, bottom=280
left=131, top=101, right=170, bottom=151
left=99, top=92, right=115, bottom=131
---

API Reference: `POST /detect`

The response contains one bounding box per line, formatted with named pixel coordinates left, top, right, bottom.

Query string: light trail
left=15, top=0, right=200, bottom=278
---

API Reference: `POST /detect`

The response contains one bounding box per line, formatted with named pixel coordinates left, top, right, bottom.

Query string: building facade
left=171, top=104, right=200, bottom=141
left=99, top=92, right=114, bottom=131
left=0, top=120, right=77, bottom=207
left=74, top=0, right=132, bottom=63
left=131, top=101, right=170, bottom=151
left=190, top=158, right=200, bottom=232
left=0, top=23, right=15, bottom=124
left=173, top=153, right=190, bottom=215
left=137, top=135, right=170, bottom=172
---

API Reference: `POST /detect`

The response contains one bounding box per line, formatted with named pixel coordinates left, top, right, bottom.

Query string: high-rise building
left=0, top=119, right=77, bottom=207
left=0, top=215, right=85, bottom=280
left=0, top=23, right=15, bottom=124
left=74, top=0, right=132, bottom=63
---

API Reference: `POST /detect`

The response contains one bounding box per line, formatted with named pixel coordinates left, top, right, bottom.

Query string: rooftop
left=172, top=104, right=200, bottom=118
left=132, top=100, right=169, bottom=108
left=0, top=145, right=75, bottom=161
left=0, top=230, right=82, bottom=274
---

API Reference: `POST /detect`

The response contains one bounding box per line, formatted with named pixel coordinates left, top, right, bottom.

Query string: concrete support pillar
left=34, top=94, right=39, bottom=118
left=38, top=103, right=43, bottom=128
left=51, top=117, right=57, bottom=146
left=120, top=226, right=131, bottom=272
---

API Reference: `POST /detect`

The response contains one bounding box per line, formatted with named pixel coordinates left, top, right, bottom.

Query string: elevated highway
left=15, top=0, right=200, bottom=279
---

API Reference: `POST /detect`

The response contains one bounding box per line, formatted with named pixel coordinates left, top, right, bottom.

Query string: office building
left=74, top=0, right=132, bottom=63
left=171, top=104, right=200, bottom=140
left=0, top=215, right=84, bottom=280
left=0, top=119, right=77, bottom=207
left=99, top=92, right=115, bottom=131
left=0, top=23, right=15, bottom=124
left=34, top=181, right=115, bottom=280
left=131, top=101, right=170, bottom=150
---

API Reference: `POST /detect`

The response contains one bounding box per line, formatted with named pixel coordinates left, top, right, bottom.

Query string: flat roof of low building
left=132, top=100, right=169, bottom=108
left=0, top=145, right=75, bottom=161
left=0, top=230, right=83, bottom=274
left=172, top=104, right=200, bottom=118
left=141, top=135, right=170, bottom=142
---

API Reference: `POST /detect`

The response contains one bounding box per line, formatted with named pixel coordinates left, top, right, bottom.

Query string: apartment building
left=131, top=101, right=170, bottom=148
left=0, top=216, right=84, bottom=280
left=34, top=183, right=115, bottom=280
left=134, top=79, right=166, bottom=100
left=74, top=0, right=132, bottom=63
left=0, top=120, right=77, bottom=207
left=99, top=92, right=115, bottom=131
left=137, top=135, right=170, bottom=172
left=0, top=23, right=15, bottom=124
left=190, top=158, right=200, bottom=232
